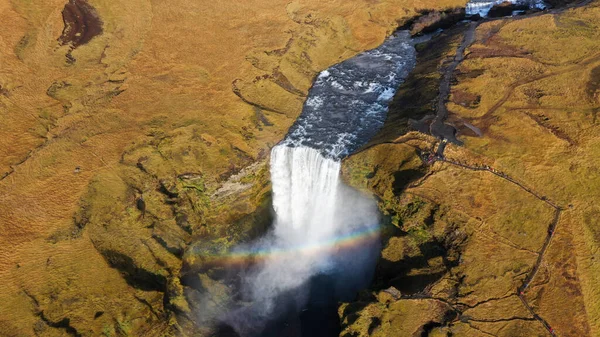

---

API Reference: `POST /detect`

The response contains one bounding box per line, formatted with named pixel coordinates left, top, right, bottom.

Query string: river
left=220, top=30, right=419, bottom=337
left=220, top=1, right=550, bottom=335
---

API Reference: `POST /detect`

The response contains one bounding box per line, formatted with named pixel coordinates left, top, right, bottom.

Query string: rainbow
left=191, top=225, right=382, bottom=268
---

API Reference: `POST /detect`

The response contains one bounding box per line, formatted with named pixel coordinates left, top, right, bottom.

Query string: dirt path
left=354, top=2, right=597, bottom=335
left=436, top=22, right=477, bottom=123
left=359, top=134, right=566, bottom=335
left=420, top=5, right=598, bottom=331
left=431, top=156, right=563, bottom=336
left=430, top=0, right=598, bottom=137
left=470, top=0, right=600, bottom=123
left=481, top=53, right=600, bottom=120
left=430, top=22, right=478, bottom=144
left=427, top=6, right=597, bottom=332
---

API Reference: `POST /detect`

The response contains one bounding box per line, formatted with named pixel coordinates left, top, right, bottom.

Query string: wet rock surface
left=407, top=8, right=467, bottom=36
left=58, top=0, right=103, bottom=48
left=367, top=24, right=469, bottom=146
left=487, top=1, right=531, bottom=17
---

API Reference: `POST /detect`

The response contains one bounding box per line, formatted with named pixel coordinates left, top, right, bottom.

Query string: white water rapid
left=270, top=146, right=341, bottom=243
left=245, top=145, right=379, bottom=312
left=223, top=29, right=418, bottom=336
left=466, top=0, right=546, bottom=17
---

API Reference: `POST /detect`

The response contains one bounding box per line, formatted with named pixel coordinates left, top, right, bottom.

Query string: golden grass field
left=3, top=0, right=599, bottom=336
left=340, top=2, right=600, bottom=336
left=0, top=0, right=472, bottom=335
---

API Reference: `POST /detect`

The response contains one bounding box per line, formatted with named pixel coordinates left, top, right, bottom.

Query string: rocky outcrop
left=58, top=0, right=103, bottom=48
left=487, top=1, right=530, bottom=17
left=407, top=8, right=467, bottom=36
left=340, top=2, right=600, bottom=336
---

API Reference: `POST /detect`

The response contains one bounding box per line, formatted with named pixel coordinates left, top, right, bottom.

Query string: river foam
left=466, top=0, right=546, bottom=17
left=284, top=30, right=416, bottom=159
left=249, top=145, right=379, bottom=306
left=223, top=145, right=380, bottom=336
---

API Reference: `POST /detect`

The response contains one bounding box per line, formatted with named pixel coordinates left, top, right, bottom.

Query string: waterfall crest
left=223, top=29, right=418, bottom=336
left=270, top=145, right=341, bottom=242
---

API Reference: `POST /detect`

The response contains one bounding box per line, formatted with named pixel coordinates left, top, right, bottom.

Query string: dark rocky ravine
left=339, top=1, right=595, bottom=336
left=179, top=3, right=556, bottom=337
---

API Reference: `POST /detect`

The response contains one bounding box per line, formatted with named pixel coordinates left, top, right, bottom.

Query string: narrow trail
left=426, top=154, right=564, bottom=336
left=431, top=0, right=600, bottom=132
left=365, top=133, right=566, bottom=335
left=411, top=3, right=598, bottom=334
left=354, top=1, right=595, bottom=335
left=480, top=52, right=600, bottom=120
left=470, top=0, right=600, bottom=123
left=436, top=22, right=477, bottom=122
left=0, top=138, right=50, bottom=183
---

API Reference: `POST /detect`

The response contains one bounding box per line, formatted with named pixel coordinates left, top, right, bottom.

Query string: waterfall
left=270, top=145, right=341, bottom=242
left=246, top=144, right=379, bottom=311
left=222, top=30, right=418, bottom=336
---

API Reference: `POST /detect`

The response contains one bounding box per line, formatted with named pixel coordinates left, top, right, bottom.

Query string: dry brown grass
left=341, top=2, right=600, bottom=336
left=1, top=0, right=472, bottom=335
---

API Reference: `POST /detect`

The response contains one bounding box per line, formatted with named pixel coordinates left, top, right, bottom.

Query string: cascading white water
left=466, top=0, right=546, bottom=16
left=223, top=30, right=417, bottom=336
left=270, top=145, right=340, bottom=242
left=247, top=144, right=373, bottom=312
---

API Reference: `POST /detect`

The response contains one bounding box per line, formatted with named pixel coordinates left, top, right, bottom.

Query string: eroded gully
left=410, top=1, right=596, bottom=335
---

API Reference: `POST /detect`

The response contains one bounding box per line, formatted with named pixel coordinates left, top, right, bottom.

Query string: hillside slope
left=0, top=0, right=468, bottom=335
left=341, top=2, right=600, bottom=336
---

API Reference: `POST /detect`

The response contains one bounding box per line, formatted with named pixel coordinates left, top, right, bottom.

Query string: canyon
left=1, top=0, right=599, bottom=336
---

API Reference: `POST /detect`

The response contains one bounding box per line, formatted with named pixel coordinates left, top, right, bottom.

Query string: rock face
left=340, top=2, right=600, bottom=336
left=487, top=1, right=530, bottom=17
left=58, top=0, right=103, bottom=48
left=0, top=0, right=472, bottom=335
left=408, top=8, right=467, bottom=36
